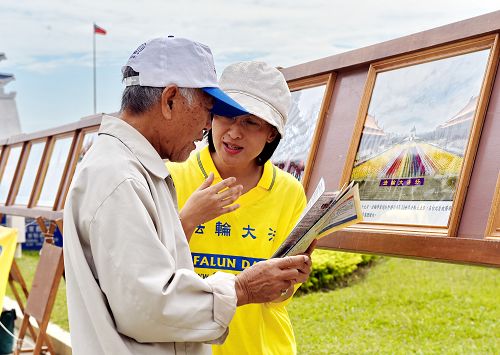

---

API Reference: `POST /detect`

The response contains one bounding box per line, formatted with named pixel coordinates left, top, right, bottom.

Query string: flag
left=94, top=23, right=107, bottom=35
left=0, top=227, right=17, bottom=310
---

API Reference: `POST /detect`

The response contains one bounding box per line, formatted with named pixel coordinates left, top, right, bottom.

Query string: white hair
left=178, top=87, right=199, bottom=106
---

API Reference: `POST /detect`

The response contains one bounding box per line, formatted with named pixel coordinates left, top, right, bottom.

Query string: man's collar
left=197, top=146, right=276, bottom=191
left=99, top=115, right=169, bottom=180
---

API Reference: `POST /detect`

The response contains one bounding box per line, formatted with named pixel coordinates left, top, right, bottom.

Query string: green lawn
left=5, top=250, right=69, bottom=331
left=6, top=251, right=500, bottom=354
left=289, top=257, right=500, bottom=354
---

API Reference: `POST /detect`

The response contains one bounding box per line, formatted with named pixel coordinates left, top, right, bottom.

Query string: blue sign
left=22, top=218, right=63, bottom=250
left=192, top=252, right=265, bottom=272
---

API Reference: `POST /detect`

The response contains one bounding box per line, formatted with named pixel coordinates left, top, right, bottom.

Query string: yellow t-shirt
left=167, top=146, right=306, bottom=355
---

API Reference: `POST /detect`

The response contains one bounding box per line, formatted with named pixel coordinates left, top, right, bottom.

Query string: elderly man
left=63, top=37, right=312, bottom=354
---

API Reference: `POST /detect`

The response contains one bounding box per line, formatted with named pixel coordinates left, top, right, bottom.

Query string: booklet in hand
left=272, top=178, right=363, bottom=258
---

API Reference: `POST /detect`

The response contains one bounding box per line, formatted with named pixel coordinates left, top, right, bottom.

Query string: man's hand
left=294, top=239, right=316, bottom=283
left=180, top=172, right=243, bottom=239
left=271, top=239, right=317, bottom=302
left=235, top=254, right=312, bottom=306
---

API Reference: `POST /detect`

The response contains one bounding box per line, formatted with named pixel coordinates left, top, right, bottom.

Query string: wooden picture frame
left=272, top=73, right=335, bottom=191
left=485, top=172, right=500, bottom=239
left=32, top=132, right=76, bottom=210
left=340, top=34, right=500, bottom=237
left=10, top=138, right=48, bottom=207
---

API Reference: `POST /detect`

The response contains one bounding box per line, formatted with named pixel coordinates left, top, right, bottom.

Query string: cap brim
left=223, top=91, right=285, bottom=136
left=202, top=87, right=249, bottom=117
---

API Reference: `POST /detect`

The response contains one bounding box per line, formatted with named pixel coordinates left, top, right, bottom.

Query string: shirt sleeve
left=88, top=178, right=237, bottom=343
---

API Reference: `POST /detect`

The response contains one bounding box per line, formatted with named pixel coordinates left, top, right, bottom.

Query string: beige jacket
left=63, top=115, right=237, bottom=354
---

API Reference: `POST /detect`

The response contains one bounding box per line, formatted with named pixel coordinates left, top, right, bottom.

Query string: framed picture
left=12, top=139, right=47, bottom=206
left=0, top=144, right=24, bottom=205
left=485, top=172, right=500, bottom=239
left=272, top=73, right=335, bottom=191
left=33, top=133, right=75, bottom=209
left=56, top=128, right=98, bottom=210
left=341, top=35, right=499, bottom=236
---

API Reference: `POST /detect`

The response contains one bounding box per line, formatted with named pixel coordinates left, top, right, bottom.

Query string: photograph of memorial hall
left=351, top=48, right=490, bottom=202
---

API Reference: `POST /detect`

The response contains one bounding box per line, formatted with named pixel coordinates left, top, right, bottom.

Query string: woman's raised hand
left=179, top=172, right=243, bottom=239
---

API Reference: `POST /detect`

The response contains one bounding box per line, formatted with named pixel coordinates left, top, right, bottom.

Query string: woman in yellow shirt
left=168, top=61, right=314, bottom=354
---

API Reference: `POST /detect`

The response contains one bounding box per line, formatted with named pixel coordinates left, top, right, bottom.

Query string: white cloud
left=1, top=0, right=498, bottom=70
left=0, top=0, right=498, bottom=132
left=369, top=49, right=490, bottom=134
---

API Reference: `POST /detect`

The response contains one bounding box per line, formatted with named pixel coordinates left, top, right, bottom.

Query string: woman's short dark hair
left=207, top=129, right=281, bottom=166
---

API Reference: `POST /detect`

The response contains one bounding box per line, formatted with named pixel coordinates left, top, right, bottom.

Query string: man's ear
left=161, top=85, right=178, bottom=120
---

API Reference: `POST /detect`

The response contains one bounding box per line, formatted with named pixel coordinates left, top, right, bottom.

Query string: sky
left=273, top=86, right=325, bottom=162
left=369, top=49, right=490, bottom=135
left=0, top=0, right=499, bottom=134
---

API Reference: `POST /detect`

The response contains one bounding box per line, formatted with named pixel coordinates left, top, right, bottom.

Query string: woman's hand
left=180, top=172, right=243, bottom=240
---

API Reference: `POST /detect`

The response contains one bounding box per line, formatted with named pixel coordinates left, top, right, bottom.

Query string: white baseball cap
left=122, top=36, right=249, bottom=117
left=219, top=61, right=291, bottom=136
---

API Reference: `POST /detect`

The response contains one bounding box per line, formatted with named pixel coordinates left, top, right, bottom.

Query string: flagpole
left=93, top=23, right=96, bottom=114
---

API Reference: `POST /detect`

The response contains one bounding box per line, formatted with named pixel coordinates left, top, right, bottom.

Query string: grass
left=6, top=249, right=371, bottom=334
left=5, top=250, right=69, bottom=331
left=288, top=257, right=500, bottom=354
left=298, top=250, right=376, bottom=294
left=6, top=251, right=500, bottom=354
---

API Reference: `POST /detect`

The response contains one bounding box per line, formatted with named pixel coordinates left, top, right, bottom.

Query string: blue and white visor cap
left=122, top=36, right=249, bottom=118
